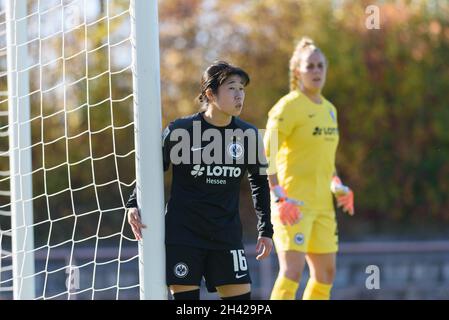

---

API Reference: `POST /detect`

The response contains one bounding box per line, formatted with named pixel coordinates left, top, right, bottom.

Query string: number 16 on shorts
left=230, top=249, right=248, bottom=276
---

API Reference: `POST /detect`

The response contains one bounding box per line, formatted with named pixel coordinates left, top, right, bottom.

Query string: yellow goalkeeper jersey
left=264, top=90, right=339, bottom=213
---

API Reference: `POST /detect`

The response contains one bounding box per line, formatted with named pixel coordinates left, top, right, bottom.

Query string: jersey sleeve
left=126, top=122, right=174, bottom=209
left=162, top=123, right=173, bottom=171
left=247, top=129, right=273, bottom=239
left=264, top=98, right=296, bottom=175
left=125, top=187, right=137, bottom=208
left=330, top=104, right=338, bottom=176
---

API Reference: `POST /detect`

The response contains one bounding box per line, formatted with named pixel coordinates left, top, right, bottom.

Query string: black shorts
left=166, top=244, right=252, bottom=292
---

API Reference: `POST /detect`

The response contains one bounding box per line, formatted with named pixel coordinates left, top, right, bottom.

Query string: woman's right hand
left=127, top=207, right=147, bottom=240
left=271, top=185, right=303, bottom=225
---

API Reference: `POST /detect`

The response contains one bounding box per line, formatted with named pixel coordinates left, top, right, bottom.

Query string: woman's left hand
left=336, top=189, right=354, bottom=216
left=255, top=236, right=273, bottom=260
left=331, top=176, right=355, bottom=216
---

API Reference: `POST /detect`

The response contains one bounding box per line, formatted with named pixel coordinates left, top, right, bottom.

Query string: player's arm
left=125, top=123, right=174, bottom=239
left=125, top=189, right=146, bottom=240
left=329, top=106, right=354, bottom=215
left=330, top=172, right=354, bottom=215
left=162, top=123, right=174, bottom=172
left=247, top=168, right=273, bottom=261
left=263, top=106, right=303, bottom=226
left=268, top=174, right=303, bottom=225
left=126, top=122, right=173, bottom=209
left=124, top=178, right=143, bottom=240
left=247, top=130, right=273, bottom=260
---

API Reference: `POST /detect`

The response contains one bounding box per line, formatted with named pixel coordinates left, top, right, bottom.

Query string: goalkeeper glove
left=331, top=176, right=354, bottom=215
left=271, top=185, right=303, bottom=225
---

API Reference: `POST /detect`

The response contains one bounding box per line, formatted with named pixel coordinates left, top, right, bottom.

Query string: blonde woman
left=265, top=38, right=354, bottom=300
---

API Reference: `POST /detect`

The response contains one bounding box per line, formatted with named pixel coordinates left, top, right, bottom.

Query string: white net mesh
left=0, top=0, right=139, bottom=300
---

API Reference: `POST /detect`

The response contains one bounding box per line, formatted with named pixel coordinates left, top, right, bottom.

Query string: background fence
left=2, top=240, right=448, bottom=300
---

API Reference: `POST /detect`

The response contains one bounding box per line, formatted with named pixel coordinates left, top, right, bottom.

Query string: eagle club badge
left=227, top=141, right=244, bottom=160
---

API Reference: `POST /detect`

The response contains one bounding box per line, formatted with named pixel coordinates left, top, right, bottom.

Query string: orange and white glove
left=271, top=185, right=303, bottom=225
left=331, top=176, right=354, bottom=215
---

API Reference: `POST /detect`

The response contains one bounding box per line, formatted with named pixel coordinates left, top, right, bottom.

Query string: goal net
left=0, top=0, right=165, bottom=300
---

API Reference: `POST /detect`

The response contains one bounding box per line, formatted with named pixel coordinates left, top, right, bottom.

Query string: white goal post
left=0, top=0, right=165, bottom=300
left=5, top=0, right=35, bottom=300
left=130, top=0, right=166, bottom=300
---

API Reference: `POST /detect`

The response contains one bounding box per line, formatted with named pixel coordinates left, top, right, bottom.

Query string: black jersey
left=126, top=112, right=273, bottom=249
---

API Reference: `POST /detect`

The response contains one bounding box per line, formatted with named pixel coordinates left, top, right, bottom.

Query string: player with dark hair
left=126, top=61, right=273, bottom=300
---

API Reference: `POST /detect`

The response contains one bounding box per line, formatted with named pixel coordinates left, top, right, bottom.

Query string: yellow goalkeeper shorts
left=272, top=207, right=338, bottom=254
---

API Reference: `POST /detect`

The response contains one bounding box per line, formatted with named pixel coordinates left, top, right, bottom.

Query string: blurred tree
left=24, top=0, right=135, bottom=244
left=158, top=0, right=449, bottom=238
left=3, top=0, right=448, bottom=243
